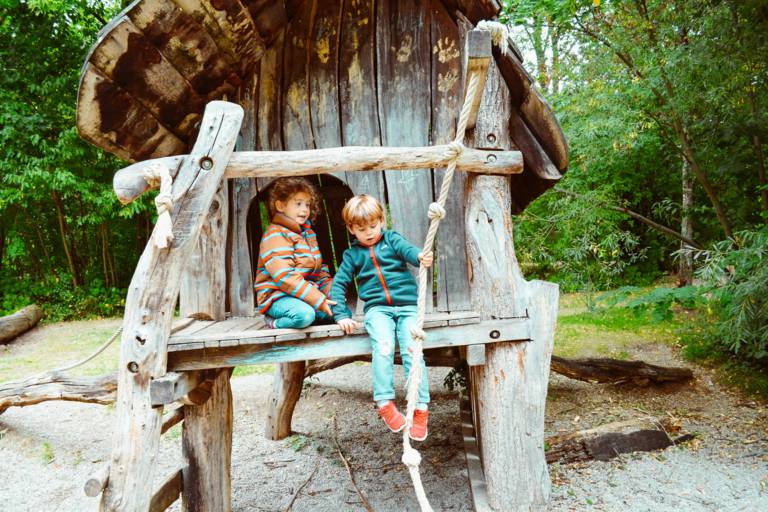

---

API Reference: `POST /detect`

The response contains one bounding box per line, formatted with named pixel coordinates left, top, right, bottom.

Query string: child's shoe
left=409, top=409, right=429, bottom=441
left=377, top=401, right=406, bottom=432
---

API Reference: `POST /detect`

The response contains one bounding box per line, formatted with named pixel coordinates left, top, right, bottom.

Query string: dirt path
left=1, top=344, right=767, bottom=511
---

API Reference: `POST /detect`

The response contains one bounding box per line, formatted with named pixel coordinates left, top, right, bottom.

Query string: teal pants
left=267, top=296, right=330, bottom=329
left=364, top=304, right=430, bottom=404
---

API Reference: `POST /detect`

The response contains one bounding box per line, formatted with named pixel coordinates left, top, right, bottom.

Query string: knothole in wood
left=127, top=361, right=139, bottom=373
left=135, top=333, right=146, bottom=345
left=199, top=156, right=214, bottom=170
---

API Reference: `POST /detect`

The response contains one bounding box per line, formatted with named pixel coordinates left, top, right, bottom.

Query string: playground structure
left=75, top=1, right=568, bottom=510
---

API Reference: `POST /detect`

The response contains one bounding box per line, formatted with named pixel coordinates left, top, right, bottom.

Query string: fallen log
left=0, top=304, right=42, bottom=344
left=550, top=356, right=693, bottom=385
left=0, top=372, right=116, bottom=414
left=545, top=416, right=691, bottom=464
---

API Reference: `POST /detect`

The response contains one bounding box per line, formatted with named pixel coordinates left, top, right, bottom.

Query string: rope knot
left=409, top=325, right=427, bottom=343
left=143, top=162, right=174, bottom=249
left=402, top=446, right=422, bottom=468
left=445, top=141, right=464, bottom=160
left=427, top=202, right=446, bottom=221
left=476, top=20, right=510, bottom=54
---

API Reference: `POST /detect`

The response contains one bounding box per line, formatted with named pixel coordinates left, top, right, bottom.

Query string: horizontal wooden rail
left=150, top=372, right=202, bottom=406
left=113, top=145, right=524, bottom=204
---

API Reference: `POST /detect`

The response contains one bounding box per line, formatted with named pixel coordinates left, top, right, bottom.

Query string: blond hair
left=341, top=194, right=384, bottom=227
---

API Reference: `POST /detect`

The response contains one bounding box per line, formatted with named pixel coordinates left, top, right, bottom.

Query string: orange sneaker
left=377, top=401, right=406, bottom=433
left=410, top=409, right=429, bottom=441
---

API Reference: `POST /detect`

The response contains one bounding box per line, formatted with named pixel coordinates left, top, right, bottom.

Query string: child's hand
left=418, top=251, right=434, bottom=267
left=337, top=318, right=361, bottom=335
left=319, top=299, right=336, bottom=317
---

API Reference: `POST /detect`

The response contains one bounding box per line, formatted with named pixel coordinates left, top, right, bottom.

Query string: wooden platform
left=166, top=311, right=531, bottom=371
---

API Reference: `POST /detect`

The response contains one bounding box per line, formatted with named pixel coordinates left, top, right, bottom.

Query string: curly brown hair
left=266, top=177, right=322, bottom=221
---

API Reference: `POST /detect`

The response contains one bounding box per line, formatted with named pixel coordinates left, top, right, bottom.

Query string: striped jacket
left=254, top=213, right=333, bottom=314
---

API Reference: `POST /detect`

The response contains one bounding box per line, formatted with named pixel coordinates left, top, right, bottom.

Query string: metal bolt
left=199, top=156, right=214, bottom=170
left=486, top=133, right=497, bottom=144
left=486, top=154, right=497, bottom=163
left=489, top=329, right=501, bottom=339
left=127, top=361, right=139, bottom=373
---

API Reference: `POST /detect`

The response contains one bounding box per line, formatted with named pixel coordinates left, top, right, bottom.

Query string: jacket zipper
left=369, top=246, right=393, bottom=305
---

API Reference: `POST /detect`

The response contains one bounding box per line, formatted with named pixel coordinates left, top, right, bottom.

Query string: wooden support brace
left=161, top=405, right=185, bottom=434
left=85, top=465, right=110, bottom=497
left=150, top=372, right=202, bottom=406
left=148, top=469, right=183, bottom=512
left=113, top=146, right=523, bottom=204
left=463, top=30, right=492, bottom=130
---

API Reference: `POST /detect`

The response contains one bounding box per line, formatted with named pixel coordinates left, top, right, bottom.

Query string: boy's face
left=349, top=218, right=384, bottom=247
left=275, top=191, right=312, bottom=225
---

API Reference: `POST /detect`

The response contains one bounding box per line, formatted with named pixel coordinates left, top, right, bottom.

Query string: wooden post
left=99, top=101, right=243, bottom=512
left=181, top=368, right=233, bottom=512
left=464, top=48, right=558, bottom=510
left=265, top=360, right=305, bottom=440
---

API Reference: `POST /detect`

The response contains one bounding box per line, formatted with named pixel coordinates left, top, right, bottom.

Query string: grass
left=554, top=294, right=680, bottom=359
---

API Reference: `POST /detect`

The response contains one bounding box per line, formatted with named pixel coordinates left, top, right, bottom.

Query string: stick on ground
left=332, top=415, right=374, bottom=512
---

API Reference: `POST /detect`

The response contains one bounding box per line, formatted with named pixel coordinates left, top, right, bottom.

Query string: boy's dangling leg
left=396, top=305, right=430, bottom=441
left=365, top=305, right=405, bottom=432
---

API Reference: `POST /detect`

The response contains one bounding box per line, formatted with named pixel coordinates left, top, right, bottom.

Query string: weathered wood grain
left=376, top=0, right=433, bottom=302
left=182, top=368, right=233, bottom=512
left=0, top=372, right=116, bottom=416
left=88, top=17, right=205, bottom=138
left=244, top=0, right=291, bottom=43
left=179, top=179, right=229, bottom=320
left=112, top=146, right=523, bottom=203
left=256, top=29, right=284, bottom=190
left=78, top=64, right=186, bottom=163
left=338, top=0, right=385, bottom=203
left=166, top=318, right=530, bottom=371
left=265, top=360, right=305, bottom=440
left=228, top=75, right=258, bottom=316
left=463, top=31, right=492, bottom=129
left=281, top=2, right=315, bottom=151
left=85, top=465, right=111, bottom=498
left=126, top=0, right=240, bottom=100
left=431, top=6, right=467, bottom=312
left=100, top=101, right=242, bottom=512
left=150, top=371, right=203, bottom=406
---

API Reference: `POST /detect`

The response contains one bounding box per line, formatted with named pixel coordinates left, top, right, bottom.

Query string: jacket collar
left=272, top=212, right=310, bottom=234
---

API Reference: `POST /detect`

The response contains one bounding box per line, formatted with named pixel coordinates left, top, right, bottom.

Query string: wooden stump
left=265, top=360, right=306, bottom=440
left=0, top=304, right=42, bottom=344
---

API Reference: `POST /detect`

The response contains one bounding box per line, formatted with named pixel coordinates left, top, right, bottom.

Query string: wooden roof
left=76, top=0, right=567, bottom=210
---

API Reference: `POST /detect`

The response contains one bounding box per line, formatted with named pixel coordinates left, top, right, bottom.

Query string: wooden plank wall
left=236, top=0, right=471, bottom=313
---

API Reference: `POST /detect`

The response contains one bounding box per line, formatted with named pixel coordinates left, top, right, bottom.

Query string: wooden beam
left=161, top=405, right=185, bottom=434
left=167, top=318, right=530, bottom=371
left=113, top=146, right=523, bottom=204
left=463, top=30, right=492, bottom=129
left=148, top=469, right=183, bottom=512
left=85, top=465, right=110, bottom=498
left=100, top=101, right=242, bottom=512
left=150, top=372, right=203, bottom=406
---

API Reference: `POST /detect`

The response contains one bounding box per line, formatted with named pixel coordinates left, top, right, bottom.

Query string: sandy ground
left=1, top=345, right=767, bottom=511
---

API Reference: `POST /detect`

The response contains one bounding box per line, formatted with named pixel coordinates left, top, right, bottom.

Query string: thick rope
left=400, top=72, right=482, bottom=512
left=144, top=162, right=175, bottom=249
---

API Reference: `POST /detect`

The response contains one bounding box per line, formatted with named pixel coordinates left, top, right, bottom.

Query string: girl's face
left=275, top=191, right=312, bottom=225
left=349, top=218, right=384, bottom=247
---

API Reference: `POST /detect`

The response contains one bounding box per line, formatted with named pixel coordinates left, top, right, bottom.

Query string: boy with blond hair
left=330, top=194, right=433, bottom=441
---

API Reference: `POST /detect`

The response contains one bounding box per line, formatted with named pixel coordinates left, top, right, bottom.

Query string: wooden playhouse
left=75, top=0, right=568, bottom=510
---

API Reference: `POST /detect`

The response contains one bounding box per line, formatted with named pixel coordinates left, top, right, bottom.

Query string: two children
left=256, top=179, right=431, bottom=440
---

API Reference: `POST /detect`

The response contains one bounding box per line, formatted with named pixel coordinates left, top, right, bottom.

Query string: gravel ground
left=1, top=348, right=767, bottom=511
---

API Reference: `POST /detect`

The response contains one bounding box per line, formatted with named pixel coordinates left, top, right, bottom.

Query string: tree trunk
left=265, top=361, right=306, bottom=440
left=0, top=304, right=43, bottom=345
left=679, top=158, right=694, bottom=285
left=51, top=190, right=81, bottom=287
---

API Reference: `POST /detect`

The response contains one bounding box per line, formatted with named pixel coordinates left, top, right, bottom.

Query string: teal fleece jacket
left=330, top=230, right=421, bottom=320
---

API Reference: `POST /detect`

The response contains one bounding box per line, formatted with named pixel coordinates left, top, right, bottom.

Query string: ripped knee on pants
left=377, top=338, right=394, bottom=356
